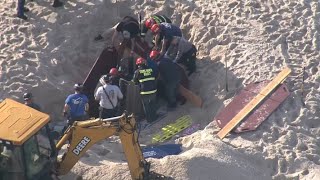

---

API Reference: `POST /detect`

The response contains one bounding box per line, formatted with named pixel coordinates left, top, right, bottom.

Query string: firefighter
left=150, top=23, right=182, bottom=57
left=109, top=68, right=120, bottom=86
left=149, top=50, right=183, bottom=109
left=132, top=57, right=158, bottom=122
left=141, top=14, right=172, bottom=38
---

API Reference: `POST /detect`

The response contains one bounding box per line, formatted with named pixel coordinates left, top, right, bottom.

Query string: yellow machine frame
left=55, top=114, right=149, bottom=179
left=0, top=99, right=50, bottom=145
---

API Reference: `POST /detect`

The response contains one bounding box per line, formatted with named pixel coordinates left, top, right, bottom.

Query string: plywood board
left=217, top=67, right=291, bottom=139
left=215, top=81, right=290, bottom=133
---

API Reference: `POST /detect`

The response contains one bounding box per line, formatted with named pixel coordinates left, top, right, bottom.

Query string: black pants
left=17, top=0, right=25, bottom=16
left=141, top=93, right=157, bottom=122
left=99, top=107, right=117, bottom=119
left=165, top=82, right=179, bottom=108
left=177, top=45, right=197, bottom=75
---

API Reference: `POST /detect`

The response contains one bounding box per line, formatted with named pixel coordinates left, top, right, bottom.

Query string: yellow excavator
left=0, top=98, right=151, bottom=180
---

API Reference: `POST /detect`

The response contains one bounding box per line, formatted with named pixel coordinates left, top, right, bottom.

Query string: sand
left=1, top=0, right=319, bottom=179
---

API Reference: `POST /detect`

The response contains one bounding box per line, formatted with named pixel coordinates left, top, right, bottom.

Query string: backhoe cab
left=0, top=98, right=151, bottom=180
left=0, top=99, right=56, bottom=180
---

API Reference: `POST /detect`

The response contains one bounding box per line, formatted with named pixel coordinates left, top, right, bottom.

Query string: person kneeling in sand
left=165, top=36, right=197, bottom=76
left=150, top=23, right=182, bottom=57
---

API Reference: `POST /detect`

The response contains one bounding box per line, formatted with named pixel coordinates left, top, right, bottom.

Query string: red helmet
left=136, top=57, right=145, bottom=65
left=150, top=24, right=160, bottom=34
left=145, top=18, right=155, bottom=28
left=149, top=50, right=160, bottom=60
left=109, top=68, right=118, bottom=76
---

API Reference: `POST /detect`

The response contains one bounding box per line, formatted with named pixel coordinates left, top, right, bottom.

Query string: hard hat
left=74, top=83, right=83, bottom=91
left=136, top=57, right=145, bottom=65
left=145, top=18, right=155, bottom=28
left=109, top=68, right=118, bottom=76
left=150, top=24, right=160, bottom=34
left=149, top=50, right=160, bottom=60
left=23, top=92, right=33, bottom=101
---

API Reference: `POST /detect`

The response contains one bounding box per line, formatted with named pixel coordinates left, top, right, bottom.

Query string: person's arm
left=94, top=88, right=101, bottom=101
left=165, top=42, right=174, bottom=58
left=154, top=34, right=160, bottom=49
left=132, top=70, right=139, bottom=84
left=117, top=86, right=123, bottom=100
left=160, top=39, right=168, bottom=55
left=130, top=38, right=135, bottom=56
left=175, top=38, right=184, bottom=63
left=63, top=104, right=69, bottom=117
left=84, top=96, right=89, bottom=113
left=112, top=30, right=119, bottom=47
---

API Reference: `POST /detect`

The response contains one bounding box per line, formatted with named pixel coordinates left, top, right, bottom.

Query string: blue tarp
left=142, top=144, right=182, bottom=159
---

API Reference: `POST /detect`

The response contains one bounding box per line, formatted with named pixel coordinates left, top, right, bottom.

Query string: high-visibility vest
left=137, top=68, right=157, bottom=95
left=151, top=15, right=172, bottom=24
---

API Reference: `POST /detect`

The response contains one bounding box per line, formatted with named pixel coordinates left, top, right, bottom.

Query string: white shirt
left=95, top=84, right=123, bottom=109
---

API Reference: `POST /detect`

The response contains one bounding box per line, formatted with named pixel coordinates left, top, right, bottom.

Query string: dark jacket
left=116, top=16, right=140, bottom=38
left=157, top=57, right=181, bottom=84
left=132, top=65, right=157, bottom=95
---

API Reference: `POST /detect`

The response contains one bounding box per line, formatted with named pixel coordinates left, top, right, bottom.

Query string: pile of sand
left=1, top=0, right=319, bottom=179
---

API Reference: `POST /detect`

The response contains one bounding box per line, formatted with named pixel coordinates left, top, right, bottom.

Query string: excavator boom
left=56, top=113, right=149, bottom=179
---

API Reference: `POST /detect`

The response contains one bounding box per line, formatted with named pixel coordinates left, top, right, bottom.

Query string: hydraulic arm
left=55, top=113, right=150, bottom=180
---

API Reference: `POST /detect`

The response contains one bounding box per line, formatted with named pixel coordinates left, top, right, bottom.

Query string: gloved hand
left=94, top=34, right=103, bottom=41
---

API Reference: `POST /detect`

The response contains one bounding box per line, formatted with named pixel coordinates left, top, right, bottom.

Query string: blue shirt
left=65, top=93, right=88, bottom=118
left=159, top=23, right=182, bottom=40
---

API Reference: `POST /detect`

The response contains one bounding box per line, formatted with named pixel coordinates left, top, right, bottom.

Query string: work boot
left=52, top=0, right=63, bottom=7
left=24, top=7, right=30, bottom=12
left=17, top=14, right=28, bottom=20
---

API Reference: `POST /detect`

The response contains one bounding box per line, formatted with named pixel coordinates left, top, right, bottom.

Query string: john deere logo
left=72, top=136, right=91, bottom=155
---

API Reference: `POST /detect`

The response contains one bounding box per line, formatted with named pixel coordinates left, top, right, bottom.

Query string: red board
left=215, top=81, right=290, bottom=133
left=83, top=47, right=118, bottom=118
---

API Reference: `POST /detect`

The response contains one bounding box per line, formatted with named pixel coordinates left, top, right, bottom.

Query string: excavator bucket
left=83, top=47, right=118, bottom=118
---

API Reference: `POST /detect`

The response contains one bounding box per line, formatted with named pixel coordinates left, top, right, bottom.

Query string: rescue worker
left=109, top=67, right=120, bottom=86
left=95, top=16, right=140, bottom=56
left=63, top=83, right=89, bottom=125
left=150, top=23, right=182, bottom=57
left=95, top=74, right=123, bottom=118
left=165, top=36, right=197, bottom=76
left=132, top=57, right=158, bottom=122
left=17, top=0, right=63, bottom=20
left=23, top=92, right=41, bottom=111
left=149, top=50, right=181, bottom=109
left=141, top=14, right=172, bottom=38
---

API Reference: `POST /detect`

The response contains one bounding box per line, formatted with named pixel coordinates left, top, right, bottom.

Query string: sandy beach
left=1, top=0, right=319, bottom=179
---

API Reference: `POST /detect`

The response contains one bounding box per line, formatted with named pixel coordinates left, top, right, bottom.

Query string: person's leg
left=186, top=46, right=197, bottom=75
left=141, top=95, right=152, bottom=122
left=165, top=83, right=177, bottom=108
left=52, top=0, right=63, bottom=7
left=149, top=93, right=158, bottom=121
left=17, top=0, right=27, bottom=19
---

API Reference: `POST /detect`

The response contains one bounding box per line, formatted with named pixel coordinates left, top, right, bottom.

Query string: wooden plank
left=217, top=67, right=291, bottom=139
